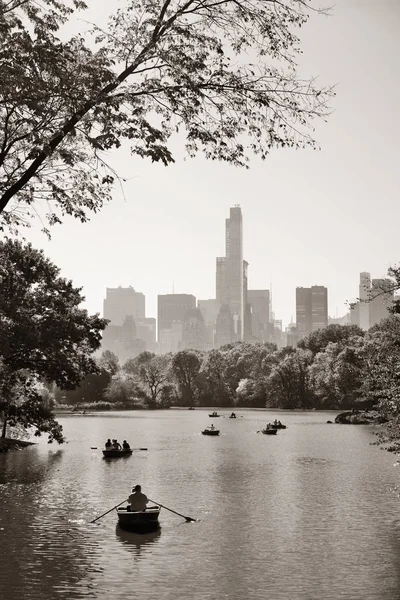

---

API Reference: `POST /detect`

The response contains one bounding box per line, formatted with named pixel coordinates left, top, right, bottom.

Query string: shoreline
left=0, top=438, right=36, bottom=452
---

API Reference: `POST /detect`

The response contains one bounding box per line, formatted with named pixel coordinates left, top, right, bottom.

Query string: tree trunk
left=1, top=413, right=7, bottom=441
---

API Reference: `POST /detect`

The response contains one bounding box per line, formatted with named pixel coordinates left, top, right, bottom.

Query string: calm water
left=1, top=409, right=400, bottom=600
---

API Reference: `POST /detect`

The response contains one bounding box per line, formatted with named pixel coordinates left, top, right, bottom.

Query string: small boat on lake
left=271, top=420, right=287, bottom=429
left=209, top=411, right=220, bottom=417
left=102, top=449, right=133, bottom=458
left=117, top=506, right=161, bottom=532
left=261, top=427, right=278, bottom=435
left=229, top=412, right=237, bottom=419
left=202, top=426, right=220, bottom=436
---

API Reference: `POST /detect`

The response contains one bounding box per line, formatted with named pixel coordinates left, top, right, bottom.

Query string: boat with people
left=202, top=425, right=220, bottom=436
left=103, top=438, right=133, bottom=458
left=271, top=419, right=287, bottom=429
left=102, top=448, right=133, bottom=458
left=117, top=505, right=161, bottom=532
left=261, top=428, right=278, bottom=435
left=209, top=411, right=220, bottom=417
left=229, top=412, right=237, bottom=419
left=261, top=423, right=278, bottom=435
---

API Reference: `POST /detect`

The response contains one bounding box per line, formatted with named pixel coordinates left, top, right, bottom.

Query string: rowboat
left=202, top=427, right=220, bottom=436
left=261, top=428, right=277, bottom=435
left=271, top=423, right=287, bottom=429
left=102, top=449, right=133, bottom=458
left=117, top=506, right=161, bottom=532
left=209, top=412, right=220, bottom=417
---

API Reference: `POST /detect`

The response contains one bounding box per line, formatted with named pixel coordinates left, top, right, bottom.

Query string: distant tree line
left=56, top=319, right=400, bottom=418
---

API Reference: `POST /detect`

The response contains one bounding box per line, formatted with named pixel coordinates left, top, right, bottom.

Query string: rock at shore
left=334, top=410, right=387, bottom=425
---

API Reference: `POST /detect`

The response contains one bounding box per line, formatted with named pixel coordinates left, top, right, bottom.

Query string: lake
left=1, top=409, right=400, bottom=600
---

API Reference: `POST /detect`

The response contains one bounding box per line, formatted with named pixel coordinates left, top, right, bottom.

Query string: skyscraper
left=359, top=271, right=371, bottom=331
left=296, top=286, right=328, bottom=339
left=311, top=286, right=328, bottom=332
left=103, top=286, right=145, bottom=326
left=296, top=287, right=312, bottom=340
left=182, top=308, right=206, bottom=351
left=157, top=294, right=196, bottom=353
left=198, top=299, right=219, bottom=350
left=369, top=278, right=394, bottom=327
left=102, top=286, right=147, bottom=362
left=247, top=289, right=270, bottom=342
left=216, top=205, right=245, bottom=344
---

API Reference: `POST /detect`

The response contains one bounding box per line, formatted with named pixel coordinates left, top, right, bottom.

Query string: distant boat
left=188, top=407, right=195, bottom=410
left=209, top=411, right=220, bottom=417
left=102, top=449, right=133, bottom=458
left=271, top=422, right=287, bottom=429
left=229, top=412, right=237, bottom=419
left=117, top=506, right=161, bottom=532
left=202, top=427, right=220, bottom=436
left=261, top=428, right=278, bottom=435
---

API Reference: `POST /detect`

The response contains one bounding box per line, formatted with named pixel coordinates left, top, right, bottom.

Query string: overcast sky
left=23, top=0, right=400, bottom=327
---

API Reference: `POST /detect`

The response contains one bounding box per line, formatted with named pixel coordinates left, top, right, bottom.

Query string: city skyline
left=20, top=0, right=400, bottom=328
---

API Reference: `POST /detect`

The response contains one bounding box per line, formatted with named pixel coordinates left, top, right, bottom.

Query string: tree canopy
left=0, top=238, right=106, bottom=442
left=0, top=0, right=333, bottom=232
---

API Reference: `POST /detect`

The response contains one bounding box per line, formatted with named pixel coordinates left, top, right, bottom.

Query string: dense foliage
left=58, top=322, right=394, bottom=413
left=0, top=239, right=107, bottom=443
left=0, top=0, right=332, bottom=232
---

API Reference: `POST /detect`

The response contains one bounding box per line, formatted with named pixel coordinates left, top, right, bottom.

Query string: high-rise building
left=103, top=286, right=145, bottom=326
left=215, top=304, right=235, bottom=348
left=137, top=317, right=157, bottom=353
left=157, top=294, right=196, bottom=353
left=216, top=205, right=245, bottom=344
left=102, top=286, right=148, bottom=362
left=311, top=286, right=328, bottom=332
left=102, top=315, right=146, bottom=363
left=351, top=272, right=393, bottom=330
left=296, top=287, right=312, bottom=340
left=198, top=299, right=219, bottom=350
left=370, top=278, right=394, bottom=327
left=359, top=272, right=371, bottom=330
left=296, top=286, right=328, bottom=339
left=182, top=308, right=206, bottom=351
left=247, top=289, right=270, bottom=342
left=243, top=260, right=252, bottom=341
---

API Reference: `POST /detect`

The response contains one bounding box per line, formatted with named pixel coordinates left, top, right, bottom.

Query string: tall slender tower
left=216, top=205, right=244, bottom=342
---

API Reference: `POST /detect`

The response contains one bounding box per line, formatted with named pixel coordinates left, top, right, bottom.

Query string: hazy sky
left=23, top=0, right=400, bottom=327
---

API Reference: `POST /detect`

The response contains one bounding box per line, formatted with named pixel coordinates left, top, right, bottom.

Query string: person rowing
left=127, top=484, right=148, bottom=512
left=122, top=440, right=130, bottom=450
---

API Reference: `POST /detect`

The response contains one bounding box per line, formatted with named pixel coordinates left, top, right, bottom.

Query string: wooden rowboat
left=261, top=428, right=278, bottom=435
left=102, top=449, right=133, bottom=458
left=117, top=506, right=161, bottom=532
left=208, top=412, right=220, bottom=417
left=202, top=428, right=220, bottom=436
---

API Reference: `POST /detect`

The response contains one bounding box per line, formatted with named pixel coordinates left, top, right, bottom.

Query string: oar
left=148, top=498, right=196, bottom=522
left=90, top=499, right=126, bottom=523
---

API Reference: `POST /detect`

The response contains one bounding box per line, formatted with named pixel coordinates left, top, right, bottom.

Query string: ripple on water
left=1, top=410, right=400, bottom=600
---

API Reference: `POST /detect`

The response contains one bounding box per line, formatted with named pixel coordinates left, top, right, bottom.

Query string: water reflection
left=1, top=411, right=400, bottom=600
left=115, top=526, right=161, bottom=558
left=0, top=447, right=64, bottom=485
